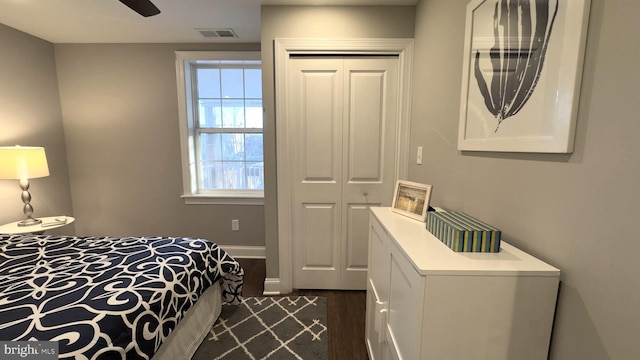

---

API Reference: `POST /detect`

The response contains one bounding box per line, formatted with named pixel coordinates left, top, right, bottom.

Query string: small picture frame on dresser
left=391, top=180, right=432, bottom=222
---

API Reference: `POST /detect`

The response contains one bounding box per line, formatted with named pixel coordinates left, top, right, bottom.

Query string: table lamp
left=0, top=145, right=50, bottom=226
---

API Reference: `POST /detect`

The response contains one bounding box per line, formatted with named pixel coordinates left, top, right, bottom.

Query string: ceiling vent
left=197, top=28, right=239, bottom=38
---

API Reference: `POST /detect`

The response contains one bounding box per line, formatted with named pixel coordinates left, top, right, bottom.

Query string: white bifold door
left=287, top=56, right=399, bottom=290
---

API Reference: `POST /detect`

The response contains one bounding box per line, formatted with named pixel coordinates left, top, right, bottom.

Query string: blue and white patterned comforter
left=0, top=235, right=244, bottom=360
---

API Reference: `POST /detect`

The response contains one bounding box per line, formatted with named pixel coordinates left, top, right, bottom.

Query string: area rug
left=193, top=296, right=328, bottom=360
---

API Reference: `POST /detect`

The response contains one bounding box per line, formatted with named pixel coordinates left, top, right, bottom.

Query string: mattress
left=151, top=282, right=222, bottom=360
left=0, top=234, right=243, bottom=360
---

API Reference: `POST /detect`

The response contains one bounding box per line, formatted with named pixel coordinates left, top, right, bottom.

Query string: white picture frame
left=391, top=180, right=432, bottom=222
left=457, top=0, right=591, bottom=153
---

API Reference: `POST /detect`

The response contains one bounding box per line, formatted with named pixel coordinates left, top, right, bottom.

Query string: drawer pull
left=374, top=300, right=388, bottom=343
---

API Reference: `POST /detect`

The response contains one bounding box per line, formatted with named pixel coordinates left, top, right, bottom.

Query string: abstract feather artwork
left=474, top=0, right=558, bottom=132
left=458, top=0, right=591, bottom=153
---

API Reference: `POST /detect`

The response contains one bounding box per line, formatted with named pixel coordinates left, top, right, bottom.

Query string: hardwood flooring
left=236, top=258, right=369, bottom=360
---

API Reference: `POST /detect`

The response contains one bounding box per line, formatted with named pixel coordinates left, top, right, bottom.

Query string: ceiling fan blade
left=119, top=0, right=161, bottom=17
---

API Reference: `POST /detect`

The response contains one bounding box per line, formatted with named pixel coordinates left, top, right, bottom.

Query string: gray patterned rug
left=193, top=296, right=328, bottom=360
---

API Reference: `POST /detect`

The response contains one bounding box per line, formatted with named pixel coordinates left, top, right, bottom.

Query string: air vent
left=197, top=28, right=239, bottom=38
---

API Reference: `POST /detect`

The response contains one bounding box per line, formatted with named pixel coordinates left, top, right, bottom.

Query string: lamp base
left=16, top=178, right=42, bottom=227
left=17, top=218, right=43, bottom=227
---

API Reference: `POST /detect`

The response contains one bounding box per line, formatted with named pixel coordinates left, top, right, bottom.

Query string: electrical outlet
left=232, top=219, right=239, bottom=231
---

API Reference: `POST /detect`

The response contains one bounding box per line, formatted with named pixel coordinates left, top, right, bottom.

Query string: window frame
left=175, top=51, right=263, bottom=205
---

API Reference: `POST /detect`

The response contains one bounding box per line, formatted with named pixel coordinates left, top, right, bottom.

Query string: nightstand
left=0, top=216, right=75, bottom=235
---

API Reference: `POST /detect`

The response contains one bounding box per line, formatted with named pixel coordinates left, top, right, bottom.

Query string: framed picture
left=391, top=180, right=432, bottom=222
left=457, top=0, right=591, bottom=153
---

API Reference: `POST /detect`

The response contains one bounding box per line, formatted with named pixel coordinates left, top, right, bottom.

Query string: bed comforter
left=0, top=235, right=244, bottom=360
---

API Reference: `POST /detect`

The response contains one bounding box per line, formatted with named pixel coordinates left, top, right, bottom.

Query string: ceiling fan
left=119, top=0, right=161, bottom=17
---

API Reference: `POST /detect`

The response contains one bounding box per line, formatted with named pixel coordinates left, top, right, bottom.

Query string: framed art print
left=458, top=0, right=591, bottom=153
left=391, top=180, right=432, bottom=222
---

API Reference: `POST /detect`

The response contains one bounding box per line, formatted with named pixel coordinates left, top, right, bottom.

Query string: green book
left=453, top=212, right=502, bottom=252
left=437, top=211, right=474, bottom=252
left=426, top=212, right=438, bottom=239
left=446, top=212, right=489, bottom=251
left=428, top=211, right=446, bottom=247
left=426, top=212, right=438, bottom=237
left=450, top=212, right=493, bottom=252
left=443, top=212, right=485, bottom=252
left=431, top=212, right=465, bottom=252
left=426, top=212, right=442, bottom=244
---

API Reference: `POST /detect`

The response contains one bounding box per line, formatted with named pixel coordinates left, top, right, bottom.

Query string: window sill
left=181, top=194, right=264, bottom=206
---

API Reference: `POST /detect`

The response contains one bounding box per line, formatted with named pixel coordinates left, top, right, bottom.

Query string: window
left=176, top=51, right=263, bottom=204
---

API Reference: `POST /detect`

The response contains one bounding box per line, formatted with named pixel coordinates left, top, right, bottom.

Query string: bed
left=0, top=234, right=244, bottom=360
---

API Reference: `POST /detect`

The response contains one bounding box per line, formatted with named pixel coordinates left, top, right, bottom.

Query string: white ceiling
left=0, top=0, right=418, bottom=44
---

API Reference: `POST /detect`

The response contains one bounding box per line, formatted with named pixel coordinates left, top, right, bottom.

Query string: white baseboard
left=218, top=246, right=280, bottom=295
left=263, top=278, right=281, bottom=295
left=221, top=245, right=265, bottom=259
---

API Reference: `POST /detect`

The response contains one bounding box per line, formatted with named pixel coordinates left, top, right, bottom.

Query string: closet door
left=288, top=56, right=399, bottom=290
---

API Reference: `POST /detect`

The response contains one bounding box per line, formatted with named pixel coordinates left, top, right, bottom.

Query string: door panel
left=341, top=58, right=398, bottom=289
left=295, top=202, right=341, bottom=289
left=342, top=203, right=382, bottom=288
left=301, top=203, right=336, bottom=268
left=346, top=204, right=371, bottom=269
left=290, top=58, right=343, bottom=289
left=301, top=69, right=340, bottom=181
left=347, top=68, right=386, bottom=181
left=289, top=56, right=398, bottom=290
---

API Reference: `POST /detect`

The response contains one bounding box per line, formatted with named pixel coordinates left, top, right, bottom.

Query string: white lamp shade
left=0, top=146, right=50, bottom=180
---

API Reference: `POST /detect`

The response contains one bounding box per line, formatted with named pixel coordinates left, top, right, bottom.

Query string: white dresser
left=366, top=207, right=560, bottom=360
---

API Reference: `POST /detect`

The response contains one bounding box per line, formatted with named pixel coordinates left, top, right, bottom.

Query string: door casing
left=274, top=38, right=414, bottom=294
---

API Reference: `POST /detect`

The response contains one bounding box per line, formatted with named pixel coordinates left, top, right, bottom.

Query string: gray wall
left=6, top=1, right=637, bottom=356
left=0, top=24, right=74, bottom=235
left=53, top=43, right=265, bottom=246
left=260, top=5, right=416, bottom=279
left=410, top=0, right=638, bottom=358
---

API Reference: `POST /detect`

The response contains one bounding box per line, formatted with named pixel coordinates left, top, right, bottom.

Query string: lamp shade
left=0, top=146, right=50, bottom=180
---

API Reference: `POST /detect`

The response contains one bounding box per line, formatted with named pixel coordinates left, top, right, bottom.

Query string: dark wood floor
left=236, top=258, right=369, bottom=360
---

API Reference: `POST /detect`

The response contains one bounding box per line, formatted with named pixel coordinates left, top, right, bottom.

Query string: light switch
left=417, top=146, right=423, bottom=165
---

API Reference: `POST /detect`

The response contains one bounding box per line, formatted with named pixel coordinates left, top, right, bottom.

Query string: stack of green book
left=426, top=211, right=501, bottom=252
